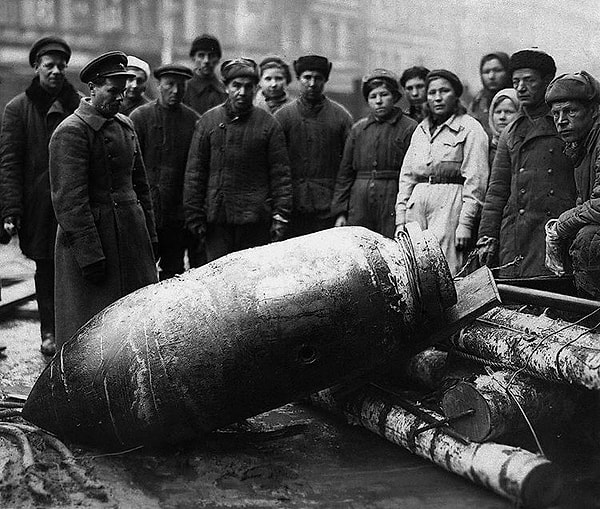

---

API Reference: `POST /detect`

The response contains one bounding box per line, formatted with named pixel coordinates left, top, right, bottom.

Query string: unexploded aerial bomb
left=23, top=225, right=456, bottom=447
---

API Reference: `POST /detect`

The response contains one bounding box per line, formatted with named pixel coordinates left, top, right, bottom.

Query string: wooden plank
left=0, top=277, right=36, bottom=315
left=420, top=267, right=501, bottom=344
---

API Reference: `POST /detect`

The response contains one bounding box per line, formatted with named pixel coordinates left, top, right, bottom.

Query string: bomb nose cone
left=22, top=364, right=60, bottom=433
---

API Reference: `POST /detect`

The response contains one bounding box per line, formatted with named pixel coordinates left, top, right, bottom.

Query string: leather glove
left=3, top=216, right=21, bottom=236
left=334, top=214, right=347, bottom=227
left=476, top=236, right=499, bottom=267
left=81, top=259, right=107, bottom=284
left=545, top=219, right=566, bottom=276
left=270, top=219, right=287, bottom=242
left=455, top=224, right=472, bottom=251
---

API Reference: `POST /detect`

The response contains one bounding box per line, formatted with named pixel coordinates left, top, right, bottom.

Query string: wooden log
left=442, top=370, right=582, bottom=442
left=311, top=386, right=563, bottom=509
left=401, top=348, right=449, bottom=389
left=453, top=307, right=600, bottom=390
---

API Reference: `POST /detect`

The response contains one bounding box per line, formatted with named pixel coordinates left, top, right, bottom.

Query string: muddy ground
left=0, top=238, right=599, bottom=508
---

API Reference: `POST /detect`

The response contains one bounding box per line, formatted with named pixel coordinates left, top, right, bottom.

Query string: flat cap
left=80, top=51, right=136, bottom=84
left=426, top=69, right=464, bottom=97
left=361, top=68, right=401, bottom=101
left=220, top=58, right=259, bottom=84
left=545, top=71, right=600, bottom=105
left=189, top=34, right=222, bottom=58
left=294, top=55, right=332, bottom=80
left=154, top=64, right=194, bottom=80
left=509, top=49, right=556, bottom=78
left=126, top=55, right=151, bottom=80
left=29, top=36, right=71, bottom=67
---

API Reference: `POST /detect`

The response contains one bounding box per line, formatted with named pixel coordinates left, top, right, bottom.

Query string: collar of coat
left=188, top=73, right=226, bottom=95
left=420, top=113, right=465, bottom=137
left=364, top=106, right=404, bottom=128
left=25, top=76, right=80, bottom=114
left=74, top=98, right=133, bottom=132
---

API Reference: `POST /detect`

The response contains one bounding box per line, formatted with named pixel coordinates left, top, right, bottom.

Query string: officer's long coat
left=479, top=104, right=576, bottom=278
left=49, top=98, right=158, bottom=346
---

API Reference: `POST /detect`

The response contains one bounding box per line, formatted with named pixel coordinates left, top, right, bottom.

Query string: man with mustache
left=545, top=72, right=600, bottom=297
left=130, top=64, right=199, bottom=280
left=49, top=51, right=158, bottom=349
left=477, top=49, right=576, bottom=291
left=184, top=58, right=292, bottom=261
left=0, top=36, right=80, bottom=355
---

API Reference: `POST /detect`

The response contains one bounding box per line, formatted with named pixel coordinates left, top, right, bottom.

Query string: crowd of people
left=2, top=33, right=600, bottom=357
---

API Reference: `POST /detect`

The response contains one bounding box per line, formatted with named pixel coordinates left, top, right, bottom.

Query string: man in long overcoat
left=477, top=49, right=576, bottom=290
left=49, top=51, right=158, bottom=349
left=131, top=64, right=199, bottom=280
left=0, top=36, right=80, bottom=355
left=545, top=72, right=600, bottom=297
left=275, top=55, right=353, bottom=237
left=184, top=58, right=292, bottom=262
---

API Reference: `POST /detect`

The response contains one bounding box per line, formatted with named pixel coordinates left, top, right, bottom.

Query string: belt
left=417, top=174, right=465, bottom=185
left=355, top=170, right=398, bottom=180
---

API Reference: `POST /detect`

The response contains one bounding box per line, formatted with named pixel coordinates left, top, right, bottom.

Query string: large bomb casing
left=23, top=226, right=456, bottom=447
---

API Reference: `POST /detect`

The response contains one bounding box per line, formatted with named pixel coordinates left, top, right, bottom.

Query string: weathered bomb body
left=23, top=226, right=456, bottom=447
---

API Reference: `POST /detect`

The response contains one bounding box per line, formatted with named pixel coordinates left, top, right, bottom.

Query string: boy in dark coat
left=0, top=36, right=80, bottom=355
left=275, top=55, right=353, bottom=237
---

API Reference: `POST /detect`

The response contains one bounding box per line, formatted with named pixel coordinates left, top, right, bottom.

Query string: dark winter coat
left=49, top=98, right=158, bottom=346
left=275, top=97, right=353, bottom=217
left=331, top=107, right=417, bottom=237
left=184, top=102, right=292, bottom=232
left=479, top=104, right=576, bottom=278
left=0, top=77, right=80, bottom=259
left=130, top=100, right=200, bottom=229
left=183, top=74, right=227, bottom=115
left=119, top=94, right=150, bottom=116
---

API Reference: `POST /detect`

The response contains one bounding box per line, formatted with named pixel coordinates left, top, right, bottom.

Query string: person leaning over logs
left=544, top=71, right=600, bottom=298
left=183, top=58, right=292, bottom=262
left=476, top=49, right=576, bottom=290
left=49, top=51, right=158, bottom=349
left=331, top=69, right=417, bottom=238
left=130, top=64, right=199, bottom=280
left=394, top=69, right=489, bottom=276
left=275, top=55, right=353, bottom=237
left=119, top=55, right=151, bottom=116
left=0, top=36, right=81, bottom=356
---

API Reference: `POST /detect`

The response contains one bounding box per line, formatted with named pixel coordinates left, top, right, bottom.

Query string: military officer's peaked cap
left=80, top=51, right=136, bottom=84
left=29, top=36, right=71, bottom=67
left=153, top=64, right=194, bottom=80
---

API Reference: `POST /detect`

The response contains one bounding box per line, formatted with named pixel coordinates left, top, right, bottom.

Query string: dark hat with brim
left=154, top=64, right=194, bottom=80
left=293, top=55, right=332, bottom=81
left=29, top=36, right=71, bottom=67
left=426, top=69, right=464, bottom=97
left=509, top=49, right=556, bottom=78
left=220, top=58, right=259, bottom=84
left=80, top=51, right=136, bottom=84
left=361, top=68, right=401, bottom=101
left=545, top=71, right=600, bottom=105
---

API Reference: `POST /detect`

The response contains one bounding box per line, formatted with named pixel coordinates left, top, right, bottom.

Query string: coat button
left=372, top=161, right=378, bottom=167
left=519, top=208, right=525, bottom=215
left=519, top=167, right=525, bottom=173
left=549, top=148, right=554, bottom=154
left=549, top=189, right=554, bottom=195
left=104, top=138, right=110, bottom=143
left=520, top=188, right=526, bottom=194
left=548, top=168, right=553, bottom=174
